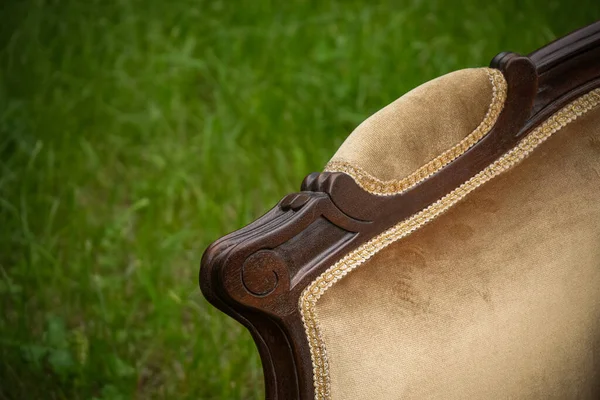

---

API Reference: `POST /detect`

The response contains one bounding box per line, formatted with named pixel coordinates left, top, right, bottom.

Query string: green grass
left=1, top=1, right=599, bottom=398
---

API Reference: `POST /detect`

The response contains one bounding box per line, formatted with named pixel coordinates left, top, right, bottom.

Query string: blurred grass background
left=1, top=1, right=599, bottom=399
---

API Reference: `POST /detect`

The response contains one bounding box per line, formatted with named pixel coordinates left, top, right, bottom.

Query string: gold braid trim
left=300, top=88, right=600, bottom=400
left=324, top=68, right=507, bottom=196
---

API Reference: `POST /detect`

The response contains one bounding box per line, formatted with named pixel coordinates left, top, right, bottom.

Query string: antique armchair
left=200, top=21, right=600, bottom=399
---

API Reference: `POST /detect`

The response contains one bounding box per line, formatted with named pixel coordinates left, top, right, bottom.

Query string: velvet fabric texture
left=328, top=68, right=495, bottom=182
left=315, top=105, right=600, bottom=399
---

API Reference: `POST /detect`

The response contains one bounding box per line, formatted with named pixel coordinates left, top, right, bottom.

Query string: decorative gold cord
left=300, top=88, right=600, bottom=400
left=324, top=68, right=507, bottom=196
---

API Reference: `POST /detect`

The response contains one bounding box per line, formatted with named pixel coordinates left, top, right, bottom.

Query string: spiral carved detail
left=241, top=250, right=285, bottom=296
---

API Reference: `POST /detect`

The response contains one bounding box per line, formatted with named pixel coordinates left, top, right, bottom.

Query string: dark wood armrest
left=199, top=21, right=600, bottom=400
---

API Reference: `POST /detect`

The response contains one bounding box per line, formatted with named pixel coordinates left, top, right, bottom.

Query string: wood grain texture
left=200, top=20, right=600, bottom=400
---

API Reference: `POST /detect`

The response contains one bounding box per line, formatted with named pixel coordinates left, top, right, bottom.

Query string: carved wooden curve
left=200, top=20, right=600, bottom=400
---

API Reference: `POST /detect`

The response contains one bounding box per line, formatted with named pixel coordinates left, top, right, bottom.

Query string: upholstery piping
left=324, top=68, right=507, bottom=196
left=300, top=88, right=600, bottom=400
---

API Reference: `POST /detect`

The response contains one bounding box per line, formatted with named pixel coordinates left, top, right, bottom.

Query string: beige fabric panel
left=329, top=68, right=494, bottom=181
left=316, top=106, right=600, bottom=399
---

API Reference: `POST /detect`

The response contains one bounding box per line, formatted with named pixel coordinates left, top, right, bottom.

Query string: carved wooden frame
left=200, top=21, right=600, bottom=400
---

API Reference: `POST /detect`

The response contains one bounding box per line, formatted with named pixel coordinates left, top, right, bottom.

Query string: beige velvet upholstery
left=315, top=105, right=600, bottom=398
left=327, top=68, right=498, bottom=182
